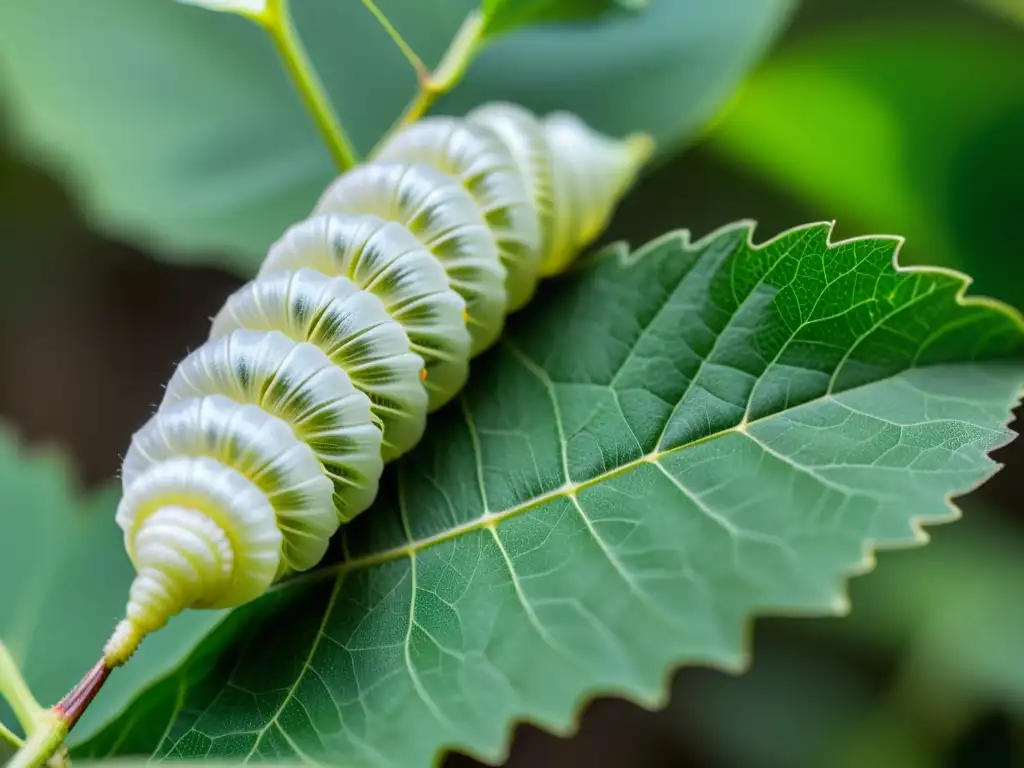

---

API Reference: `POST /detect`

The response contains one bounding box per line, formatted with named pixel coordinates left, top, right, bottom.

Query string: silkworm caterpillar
left=104, top=103, right=652, bottom=666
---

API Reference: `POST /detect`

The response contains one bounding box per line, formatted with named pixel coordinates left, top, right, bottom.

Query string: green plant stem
left=371, top=9, right=486, bottom=156
left=0, top=642, right=70, bottom=768
left=0, top=642, right=45, bottom=740
left=359, top=0, right=428, bottom=80
left=6, top=712, right=67, bottom=768
left=0, top=718, right=23, bottom=750
left=260, top=0, right=359, bottom=171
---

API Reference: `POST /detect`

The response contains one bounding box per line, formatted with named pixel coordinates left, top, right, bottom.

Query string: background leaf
left=0, top=0, right=794, bottom=274
left=818, top=498, right=1024, bottom=710
left=973, top=0, right=1024, bottom=27
left=667, top=497, right=1024, bottom=768
left=479, top=0, right=645, bottom=40
left=74, top=762, right=299, bottom=768
left=0, top=426, right=227, bottom=745
left=76, top=222, right=1024, bottom=767
left=706, top=19, right=1024, bottom=308
left=174, top=0, right=267, bottom=16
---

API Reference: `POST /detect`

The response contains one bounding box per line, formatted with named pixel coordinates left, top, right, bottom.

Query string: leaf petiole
left=0, top=642, right=45, bottom=741
left=0, top=642, right=69, bottom=768
left=5, top=713, right=67, bottom=768
left=0, top=718, right=23, bottom=750
left=359, top=0, right=429, bottom=81
left=371, top=9, right=486, bottom=156
left=256, top=0, right=360, bottom=171
left=428, top=9, right=486, bottom=95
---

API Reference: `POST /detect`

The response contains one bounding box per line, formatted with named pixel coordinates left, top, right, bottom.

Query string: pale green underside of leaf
left=0, top=0, right=793, bottom=274
left=0, top=431, right=227, bottom=745
left=76, top=221, right=1024, bottom=767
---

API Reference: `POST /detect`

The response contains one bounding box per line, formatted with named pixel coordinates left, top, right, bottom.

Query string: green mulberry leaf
left=479, top=0, right=645, bottom=39
left=78, top=222, right=1024, bottom=767
left=706, top=20, right=1024, bottom=309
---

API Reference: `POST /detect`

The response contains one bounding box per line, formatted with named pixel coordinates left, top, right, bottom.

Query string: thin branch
left=0, top=718, right=23, bottom=750
left=427, top=10, right=486, bottom=95
left=359, top=0, right=428, bottom=80
left=5, top=713, right=67, bottom=768
left=4, top=656, right=116, bottom=768
left=259, top=0, right=360, bottom=171
left=0, top=643, right=71, bottom=768
left=371, top=9, right=486, bottom=156
left=0, top=643, right=45, bottom=738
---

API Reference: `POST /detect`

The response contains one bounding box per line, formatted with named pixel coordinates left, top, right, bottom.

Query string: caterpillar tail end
left=55, top=575, right=182, bottom=733
left=100, top=562, right=194, bottom=668
left=74, top=587, right=171, bottom=731
left=57, top=502, right=240, bottom=734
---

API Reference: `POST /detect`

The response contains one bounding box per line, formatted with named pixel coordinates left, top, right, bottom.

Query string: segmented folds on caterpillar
left=106, top=103, right=652, bottom=665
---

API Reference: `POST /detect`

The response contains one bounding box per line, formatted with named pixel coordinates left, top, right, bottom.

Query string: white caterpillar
left=105, top=104, right=652, bottom=665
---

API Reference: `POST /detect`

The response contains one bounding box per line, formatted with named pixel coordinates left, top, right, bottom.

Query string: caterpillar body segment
left=373, top=116, right=544, bottom=312
left=261, top=213, right=471, bottom=411
left=464, top=104, right=653, bottom=277
left=209, top=268, right=428, bottom=461
left=466, top=103, right=557, bottom=274
left=314, top=161, right=509, bottom=355
left=122, top=394, right=337, bottom=569
left=107, top=103, right=651, bottom=666
left=160, top=330, right=386, bottom=524
left=540, top=112, right=654, bottom=275
left=111, top=455, right=283, bottom=658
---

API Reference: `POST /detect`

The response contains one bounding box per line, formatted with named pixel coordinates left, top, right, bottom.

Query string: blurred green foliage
left=0, top=0, right=792, bottom=273
left=478, top=0, right=646, bottom=39
left=708, top=16, right=1024, bottom=309
left=678, top=498, right=1024, bottom=768
left=0, top=0, right=1021, bottom=766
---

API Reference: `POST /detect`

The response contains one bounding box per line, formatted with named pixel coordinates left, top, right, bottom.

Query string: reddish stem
left=54, top=659, right=112, bottom=732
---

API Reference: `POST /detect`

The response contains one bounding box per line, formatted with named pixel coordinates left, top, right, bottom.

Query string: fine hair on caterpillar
left=95, top=104, right=652, bottom=690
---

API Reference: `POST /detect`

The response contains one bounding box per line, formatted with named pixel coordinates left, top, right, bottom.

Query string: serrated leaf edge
left=254, top=219, right=1023, bottom=767
left=85, top=221, right=1023, bottom=768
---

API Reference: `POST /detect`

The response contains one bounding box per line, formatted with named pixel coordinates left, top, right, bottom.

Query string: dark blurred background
left=1, top=0, right=1022, bottom=766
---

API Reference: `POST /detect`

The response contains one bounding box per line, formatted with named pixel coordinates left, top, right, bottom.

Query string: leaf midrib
left=273, top=226, right=1021, bottom=591
left=274, top=359, right=975, bottom=588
